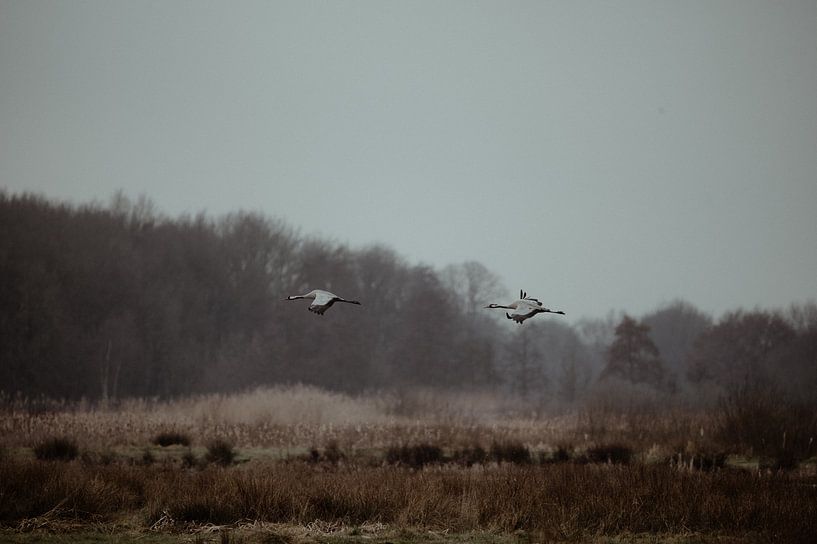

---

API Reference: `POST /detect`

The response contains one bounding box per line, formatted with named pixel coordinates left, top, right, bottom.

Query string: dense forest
left=1, top=191, right=815, bottom=405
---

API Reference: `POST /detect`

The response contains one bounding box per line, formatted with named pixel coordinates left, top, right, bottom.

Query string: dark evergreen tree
left=600, top=315, right=667, bottom=388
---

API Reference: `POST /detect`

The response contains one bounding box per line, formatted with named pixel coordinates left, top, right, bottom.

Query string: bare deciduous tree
left=687, top=310, right=796, bottom=389
left=642, top=300, right=711, bottom=383
left=441, top=261, right=504, bottom=318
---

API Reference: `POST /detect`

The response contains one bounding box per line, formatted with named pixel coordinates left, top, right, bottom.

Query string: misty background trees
left=1, top=191, right=815, bottom=406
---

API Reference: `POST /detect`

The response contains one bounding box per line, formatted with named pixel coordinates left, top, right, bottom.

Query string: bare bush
left=205, top=440, right=237, bottom=466
left=385, top=444, right=443, bottom=468
left=450, top=444, right=487, bottom=466
left=585, top=443, right=632, bottom=465
left=306, top=440, right=345, bottom=465
left=33, top=437, right=79, bottom=462
left=152, top=431, right=191, bottom=447
left=489, top=440, right=531, bottom=464
left=715, top=383, right=817, bottom=463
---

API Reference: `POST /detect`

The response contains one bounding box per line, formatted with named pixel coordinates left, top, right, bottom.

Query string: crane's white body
left=285, top=289, right=361, bottom=315
left=485, top=290, right=565, bottom=324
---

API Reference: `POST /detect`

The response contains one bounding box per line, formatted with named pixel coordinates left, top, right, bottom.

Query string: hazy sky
left=2, top=1, right=816, bottom=320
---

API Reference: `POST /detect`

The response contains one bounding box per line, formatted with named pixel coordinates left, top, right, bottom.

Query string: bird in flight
left=285, top=289, right=361, bottom=315
left=485, top=290, right=566, bottom=324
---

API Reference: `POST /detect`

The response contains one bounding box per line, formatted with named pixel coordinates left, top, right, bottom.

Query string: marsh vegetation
left=2, top=387, right=816, bottom=543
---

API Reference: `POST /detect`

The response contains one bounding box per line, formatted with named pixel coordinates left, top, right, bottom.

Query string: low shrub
left=305, top=441, right=345, bottom=465
left=762, top=449, right=800, bottom=471
left=323, top=440, right=344, bottom=465
left=716, top=384, right=817, bottom=460
left=181, top=448, right=197, bottom=469
left=141, top=449, right=155, bottom=466
left=205, top=440, right=236, bottom=466
left=33, top=437, right=79, bottom=461
left=543, top=444, right=572, bottom=464
left=81, top=450, right=116, bottom=465
left=490, top=440, right=530, bottom=464
left=586, top=443, right=632, bottom=465
left=451, top=444, right=487, bottom=466
left=385, top=443, right=442, bottom=468
left=152, top=431, right=191, bottom=447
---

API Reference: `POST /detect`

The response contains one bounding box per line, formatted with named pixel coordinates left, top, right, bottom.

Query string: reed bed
left=0, top=386, right=713, bottom=454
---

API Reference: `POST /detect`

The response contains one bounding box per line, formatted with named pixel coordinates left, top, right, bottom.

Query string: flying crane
left=285, top=289, right=362, bottom=315
left=485, top=290, right=566, bottom=324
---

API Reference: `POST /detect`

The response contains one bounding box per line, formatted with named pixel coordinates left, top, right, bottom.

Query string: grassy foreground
left=2, top=387, right=817, bottom=543
left=1, top=458, right=816, bottom=543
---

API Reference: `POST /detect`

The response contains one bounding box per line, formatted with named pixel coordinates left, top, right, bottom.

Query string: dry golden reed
left=0, top=385, right=712, bottom=453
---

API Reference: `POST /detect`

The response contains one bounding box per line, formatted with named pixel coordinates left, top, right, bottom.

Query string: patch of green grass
left=231, top=446, right=288, bottom=463
left=725, top=454, right=760, bottom=470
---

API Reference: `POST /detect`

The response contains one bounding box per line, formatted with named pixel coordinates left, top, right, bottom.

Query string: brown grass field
left=1, top=386, right=816, bottom=543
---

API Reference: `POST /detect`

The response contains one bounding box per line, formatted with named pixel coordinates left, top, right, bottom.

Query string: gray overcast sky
left=2, top=1, right=816, bottom=320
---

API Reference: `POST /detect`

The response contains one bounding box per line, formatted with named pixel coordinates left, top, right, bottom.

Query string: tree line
left=1, top=191, right=815, bottom=405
